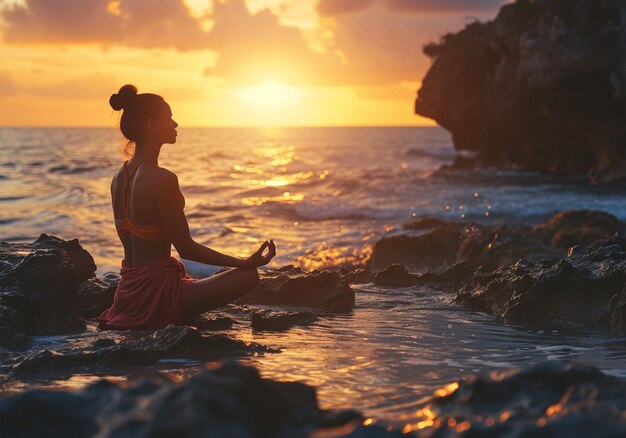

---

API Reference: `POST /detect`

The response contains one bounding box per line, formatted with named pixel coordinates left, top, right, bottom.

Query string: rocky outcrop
left=4, top=325, right=275, bottom=375
left=237, top=266, right=355, bottom=311
left=1, top=360, right=623, bottom=437
left=368, top=211, right=626, bottom=329
left=407, top=361, right=626, bottom=436
left=0, top=234, right=96, bottom=338
left=456, top=235, right=626, bottom=326
left=0, top=360, right=374, bottom=438
left=369, top=210, right=623, bottom=272
left=415, top=0, right=626, bottom=182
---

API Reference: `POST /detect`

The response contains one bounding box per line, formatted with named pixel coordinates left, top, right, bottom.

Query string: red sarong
left=97, top=257, right=195, bottom=330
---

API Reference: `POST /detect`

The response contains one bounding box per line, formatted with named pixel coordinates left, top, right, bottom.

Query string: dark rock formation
left=0, top=234, right=96, bottom=337
left=251, top=310, right=317, bottom=332
left=456, top=235, right=626, bottom=327
left=531, top=209, right=623, bottom=250
left=374, top=264, right=420, bottom=287
left=0, top=360, right=372, bottom=438
left=5, top=325, right=274, bottom=375
left=415, top=0, right=626, bottom=182
left=369, top=227, right=465, bottom=272
left=341, top=267, right=374, bottom=285
left=77, top=272, right=118, bottom=318
left=370, top=210, right=623, bottom=272
left=409, top=361, right=626, bottom=437
left=237, top=267, right=355, bottom=311
left=192, top=314, right=236, bottom=331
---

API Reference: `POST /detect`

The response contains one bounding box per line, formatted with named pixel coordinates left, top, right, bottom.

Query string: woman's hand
left=243, top=239, right=276, bottom=268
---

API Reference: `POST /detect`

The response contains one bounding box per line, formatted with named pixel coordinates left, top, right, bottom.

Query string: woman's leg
left=181, top=267, right=259, bottom=321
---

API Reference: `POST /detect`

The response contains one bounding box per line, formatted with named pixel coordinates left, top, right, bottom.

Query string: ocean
left=1, top=126, right=625, bottom=425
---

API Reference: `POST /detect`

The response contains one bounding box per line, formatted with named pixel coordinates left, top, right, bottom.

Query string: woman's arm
left=154, top=170, right=275, bottom=268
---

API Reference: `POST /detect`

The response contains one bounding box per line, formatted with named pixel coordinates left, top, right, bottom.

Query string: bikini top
left=116, top=160, right=185, bottom=241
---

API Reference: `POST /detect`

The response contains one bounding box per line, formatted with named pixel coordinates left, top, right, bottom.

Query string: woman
left=98, top=84, right=276, bottom=330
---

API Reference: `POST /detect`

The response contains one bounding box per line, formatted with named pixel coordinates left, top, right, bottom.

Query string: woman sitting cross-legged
left=98, top=84, right=277, bottom=330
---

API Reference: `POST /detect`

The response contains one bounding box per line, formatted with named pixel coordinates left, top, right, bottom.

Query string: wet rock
left=599, top=285, right=626, bottom=330
left=0, top=360, right=365, bottom=438
left=8, top=325, right=275, bottom=375
left=341, top=268, right=374, bottom=285
left=457, top=223, right=559, bottom=270
left=373, top=264, right=420, bottom=287
left=415, top=0, right=625, bottom=182
left=531, top=210, right=624, bottom=251
left=237, top=269, right=354, bottom=311
left=456, top=238, right=626, bottom=328
left=369, top=227, right=465, bottom=272
left=410, top=361, right=626, bottom=437
left=251, top=310, right=317, bottom=332
left=77, top=272, right=118, bottom=318
left=191, top=314, right=236, bottom=331
left=0, top=234, right=96, bottom=335
left=370, top=211, right=623, bottom=273
left=413, top=262, right=476, bottom=291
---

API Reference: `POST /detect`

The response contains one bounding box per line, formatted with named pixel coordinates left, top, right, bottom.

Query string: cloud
left=0, top=0, right=507, bottom=89
left=0, top=0, right=207, bottom=50
left=317, top=0, right=507, bottom=16
left=202, top=0, right=345, bottom=86
left=0, top=71, right=17, bottom=96
left=30, top=73, right=120, bottom=99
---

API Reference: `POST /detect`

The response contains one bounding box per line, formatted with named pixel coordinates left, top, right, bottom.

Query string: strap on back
left=122, top=160, right=153, bottom=220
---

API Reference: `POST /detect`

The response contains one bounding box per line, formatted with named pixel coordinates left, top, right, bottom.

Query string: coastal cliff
left=415, top=0, right=626, bottom=182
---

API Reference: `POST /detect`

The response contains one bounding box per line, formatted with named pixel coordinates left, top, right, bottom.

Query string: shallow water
left=1, top=127, right=625, bottom=427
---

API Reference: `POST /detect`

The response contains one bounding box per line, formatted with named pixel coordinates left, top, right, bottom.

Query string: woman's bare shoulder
left=153, top=166, right=180, bottom=189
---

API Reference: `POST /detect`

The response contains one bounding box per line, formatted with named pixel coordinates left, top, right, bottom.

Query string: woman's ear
left=145, top=118, right=156, bottom=133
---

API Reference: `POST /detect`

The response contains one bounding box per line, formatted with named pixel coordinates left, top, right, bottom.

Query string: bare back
left=112, top=162, right=171, bottom=267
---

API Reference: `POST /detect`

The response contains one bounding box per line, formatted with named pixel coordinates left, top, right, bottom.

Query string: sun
left=237, top=83, right=302, bottom=108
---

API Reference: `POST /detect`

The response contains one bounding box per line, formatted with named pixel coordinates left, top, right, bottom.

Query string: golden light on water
left=433, top=381, right=459, bottom=397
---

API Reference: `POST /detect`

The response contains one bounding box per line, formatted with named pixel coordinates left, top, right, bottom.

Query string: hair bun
left=109, top=84, right=138, bottom=111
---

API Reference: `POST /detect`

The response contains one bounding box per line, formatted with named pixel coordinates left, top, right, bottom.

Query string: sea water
left=1, top=127, right=625, bottom=426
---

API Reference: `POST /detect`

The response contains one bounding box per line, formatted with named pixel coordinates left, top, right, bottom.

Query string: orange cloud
left=317, top=0, right=507, bottom=16
left=0, top=0, right=207, bottom=50
left=0, top=71, right=17, bottom=96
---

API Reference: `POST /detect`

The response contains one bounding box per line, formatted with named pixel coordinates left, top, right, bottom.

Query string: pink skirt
left=97, top=257, right=195, bottom=330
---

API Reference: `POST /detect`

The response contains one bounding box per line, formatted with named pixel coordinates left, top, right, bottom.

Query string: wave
left=259, top=201, right=381, bottom=222
left=48, top=165, right=103, bottom=175
left=403, top=147, right=457, bottom=161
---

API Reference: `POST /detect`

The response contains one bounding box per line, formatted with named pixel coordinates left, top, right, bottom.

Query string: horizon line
left=0, top=124, right=440, bottom=129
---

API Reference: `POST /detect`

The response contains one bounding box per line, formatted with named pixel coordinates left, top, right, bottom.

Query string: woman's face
left=151, top=101, right=178, bottom=144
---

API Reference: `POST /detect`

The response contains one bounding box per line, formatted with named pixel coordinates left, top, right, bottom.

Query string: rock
left=0, top=234, right=96, bottom=335
left=341, top=268, right=373, bottom=285
left=7, top=325, right=276, bottom=375
left=237, top=269, right=355, bottom=311
left=368, top=227, right=465, bottom=272
left=531, top=210, right=624, bottom=250
left=251, top=310, right=317, bottom=332
left=373, top=264, right=420, bottom=287
left=415, top=0, right=625, bottom=182
left=0, top=360, right=366, bottom=438
left=191, top=314, right=236, bottom=331
left=455, top=238, right=626, bottom=328
left=457, top=223, right=559, bottom=270
left=407, top=361, right=626, bottom=436
left=77, top=272, right=118, bottom=318
left=599, top=284, right=626, bottom=330
left=369, top=211, right=623, bottom=273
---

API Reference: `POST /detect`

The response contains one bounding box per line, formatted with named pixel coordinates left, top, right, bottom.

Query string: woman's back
left=112, top=161, right=172, bottom=267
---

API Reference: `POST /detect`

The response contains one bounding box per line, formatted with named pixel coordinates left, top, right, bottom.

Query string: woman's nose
left=173, top=120, right=178, bottom=128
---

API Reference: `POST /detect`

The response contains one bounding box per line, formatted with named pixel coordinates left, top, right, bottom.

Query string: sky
left=0, top=0, right=508, bottom=127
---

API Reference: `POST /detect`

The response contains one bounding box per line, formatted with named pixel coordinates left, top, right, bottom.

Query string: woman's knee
left=240, top=267, right=259, bottom=289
